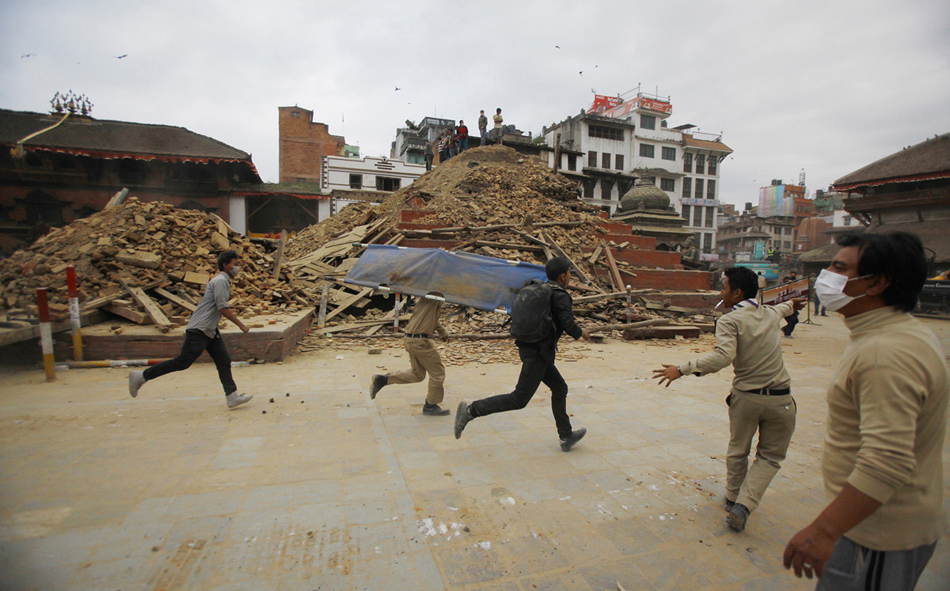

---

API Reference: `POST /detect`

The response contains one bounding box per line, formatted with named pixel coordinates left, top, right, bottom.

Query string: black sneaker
left=423, top=403, right=450, bottom=416
left=370, top=374, right=387, bottom=399
left=560, top=428, right=587, bottom=452
left=726, top=502, right=750, bottom=532
left=454, top=402, right=472, bottom=439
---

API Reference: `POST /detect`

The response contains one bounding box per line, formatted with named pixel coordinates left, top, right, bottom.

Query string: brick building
left=278, top=106, right=345, bottom=185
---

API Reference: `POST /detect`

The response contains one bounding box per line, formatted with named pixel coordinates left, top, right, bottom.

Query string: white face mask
left=228, top=265, right=242, bottom=278
left=814, top=268, right=869, bottom=311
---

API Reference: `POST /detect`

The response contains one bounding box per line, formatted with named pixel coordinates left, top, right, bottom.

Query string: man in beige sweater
left=369, top=293, right=451, bottom=416
left=784, top=232, right=947, bottom=590
left=654, top=266, right=805, bottom=532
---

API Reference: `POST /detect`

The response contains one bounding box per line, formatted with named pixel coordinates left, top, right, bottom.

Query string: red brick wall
left=278, top=107, right=346, bottom=184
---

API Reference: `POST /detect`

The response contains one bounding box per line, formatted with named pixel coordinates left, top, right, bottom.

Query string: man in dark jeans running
left=128, top=250, right=253, bottom=409
left=454, top=257, right=590, bottom=451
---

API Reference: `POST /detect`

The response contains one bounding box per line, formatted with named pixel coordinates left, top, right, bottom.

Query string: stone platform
left=50, top=309, right=313, bottom=363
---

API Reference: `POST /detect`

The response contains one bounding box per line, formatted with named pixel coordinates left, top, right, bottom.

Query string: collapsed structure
left=0, top=145, right=719, bottom=362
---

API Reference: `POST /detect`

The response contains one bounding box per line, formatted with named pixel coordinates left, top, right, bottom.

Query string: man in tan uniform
left=654, top=266, right=805, bottom=532
left=784, top=232, right=947, bottom=589
left=370, top=293, right=451, bottom=416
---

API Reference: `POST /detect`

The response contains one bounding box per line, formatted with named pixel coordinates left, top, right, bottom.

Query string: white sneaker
left=129, top=370, right=146, bottom=398
left=226, top=392, right=253, bottom=409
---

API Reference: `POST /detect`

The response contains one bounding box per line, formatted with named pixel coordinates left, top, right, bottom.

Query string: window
left=349, top=174, right=362, bottom=189
left=583, top=179, right=596, bottom=198
left=708, top=157, right=717, bottom=175
left=704, top=206, right=714, bottom=228
left=796, top=204, right=803, bottom=212
left=707, top=179, right=716, bottom=199
left=684, top=153, right=693, bottom=173
left=601, top=179, right=613, bottom=201
left=660, top=178, right=675, bottom=192
left=844, top=215, right=852, bottom=226
left=588, top=151, right=597, bottom=168
left=681, top=204, right=691, bottom=223
left=682, top=178, right=692, bottom=197
left=376, top=176, right=401, bottom=191
left=640, top=115, right=656, bottom=130
left=297, top=177, right=307, bottom=183
left=615, top=154, right=624, bottom=170
left=695, top=179, right=705, bottom=199
left=784, top=241, right=792, bottom=249
left=805, top=206, right=811, bottom=213
left=704, top=233, right=712, bottom=251
left=568, top=154, right=577, bottom=171
left=602, top=152, right=611, bottom=169
left=589, top=125, right=624, bottom=141
left=291, top=111, right=300, bottom=118
left=662, top=147, right=676, bottom=161
left=639, top=144, right=655, bottom=158
left=695, top=154, right=705, bottom=175
left=693, top=207, right=702, bottom=227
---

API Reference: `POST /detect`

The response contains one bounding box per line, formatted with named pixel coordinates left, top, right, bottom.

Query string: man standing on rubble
left=653, top=266, right=805, bottom=532
left=454, top=257, right=591, bottom=451
left=784, top=232, right=947, bottom=589
left=493, top=108, right=503, bottom=144
left=478, top=110, right=488, bottom=146
left=370, top=292, right=452, bottom=416
left=128, top=250, right=253, bottom=409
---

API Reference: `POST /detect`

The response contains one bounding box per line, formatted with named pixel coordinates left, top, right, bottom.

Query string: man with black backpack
left=454, top=257, right=590, bottom=451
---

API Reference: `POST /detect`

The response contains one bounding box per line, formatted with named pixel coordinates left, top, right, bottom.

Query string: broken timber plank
left=324, top=287, right=374, bottom=322
left=541, top=230, right=598, bottom=289
left=103, top=302, right=152, bottom=325
left=600, top=240, right=625, bottom=292
left=592, top=318, right=670, bottom=332
left=154, top=287, right=197, bottom=313
left=587, top=244, right=603, bottom=265
left=573, top=290, right=656, bottom=305
left=119, top=278, right=172, bottom=331
left=473, top=241, right=544, bottom=253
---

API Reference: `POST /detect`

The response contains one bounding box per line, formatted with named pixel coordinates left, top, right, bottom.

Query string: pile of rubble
left=284, top=146, right=716, bottom=344
left=0, top=197, right=317, bottom=330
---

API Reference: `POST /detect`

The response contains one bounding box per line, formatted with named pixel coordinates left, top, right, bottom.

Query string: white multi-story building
left=542, top=90, right=732, bottom=255
left=322, top=154, right=426, bottom=210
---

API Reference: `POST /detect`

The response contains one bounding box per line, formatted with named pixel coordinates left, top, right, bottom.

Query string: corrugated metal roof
left=682, top=135, right=733, bottom=153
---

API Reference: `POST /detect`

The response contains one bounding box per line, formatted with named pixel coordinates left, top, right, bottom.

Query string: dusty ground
left=0, top=313, right=948, bottom=590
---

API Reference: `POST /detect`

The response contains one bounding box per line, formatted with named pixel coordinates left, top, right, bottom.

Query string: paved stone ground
left=0, top=315, right=948, bottom=590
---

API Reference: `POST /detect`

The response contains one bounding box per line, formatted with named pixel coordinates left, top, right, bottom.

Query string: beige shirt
left=678, top=300, right=794, bottom=392
left=404, top=298, right=447, bottom=338
left=822, top=306, right=948, bottom=550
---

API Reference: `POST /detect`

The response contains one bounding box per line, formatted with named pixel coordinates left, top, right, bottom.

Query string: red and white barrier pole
left=66, top=265, right=83, bottom=361
left=36, top=287, right=55, bottom=381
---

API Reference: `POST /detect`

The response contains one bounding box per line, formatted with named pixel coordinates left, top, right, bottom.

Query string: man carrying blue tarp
left=453, top=257, right=591, bottom=451
left=369, top=293, right=452, bottom=416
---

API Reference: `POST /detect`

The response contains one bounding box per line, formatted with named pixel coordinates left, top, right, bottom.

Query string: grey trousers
left=725, top=390, right=796, bottom=512
left=816, top=537, right=937, bottom=591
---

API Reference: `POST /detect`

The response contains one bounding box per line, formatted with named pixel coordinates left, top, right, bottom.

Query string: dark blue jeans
left=470, top=341, right=573, bottom=439
left=783, top=310, right=800, bottom=336
left=143, top=329, right=236, bottom=395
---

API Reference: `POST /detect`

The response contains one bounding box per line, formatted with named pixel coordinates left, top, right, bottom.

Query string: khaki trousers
left=387, top=337, right=445, bottom=405
left=725, top=389, right=796, bottom=512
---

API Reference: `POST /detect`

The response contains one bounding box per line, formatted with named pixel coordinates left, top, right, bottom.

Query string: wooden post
left=317, top=284, right=329, bottom=328
left=393, top=293, right=401, bottom=333
left=273, top=230, right=288, bottom=279
left=553, top=133, right=561, bottom=173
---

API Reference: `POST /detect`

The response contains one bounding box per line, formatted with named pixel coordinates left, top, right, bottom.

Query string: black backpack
left=509, top=280, right=556, bottom=342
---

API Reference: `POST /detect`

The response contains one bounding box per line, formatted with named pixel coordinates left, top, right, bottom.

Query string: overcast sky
left=2, top=0, right=948, bottom=207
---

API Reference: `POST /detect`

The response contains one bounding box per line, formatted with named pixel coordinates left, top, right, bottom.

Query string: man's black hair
left=545, top=257, right=571, bottom=281
left=217, top=250, right=239, bottom=271
left=837, top=231, right=926, bottom=312
left=724, top=266, right=758, bottom=301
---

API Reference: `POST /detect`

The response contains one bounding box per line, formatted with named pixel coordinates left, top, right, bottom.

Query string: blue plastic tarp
left=343, top=244, right=548, bottom=312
